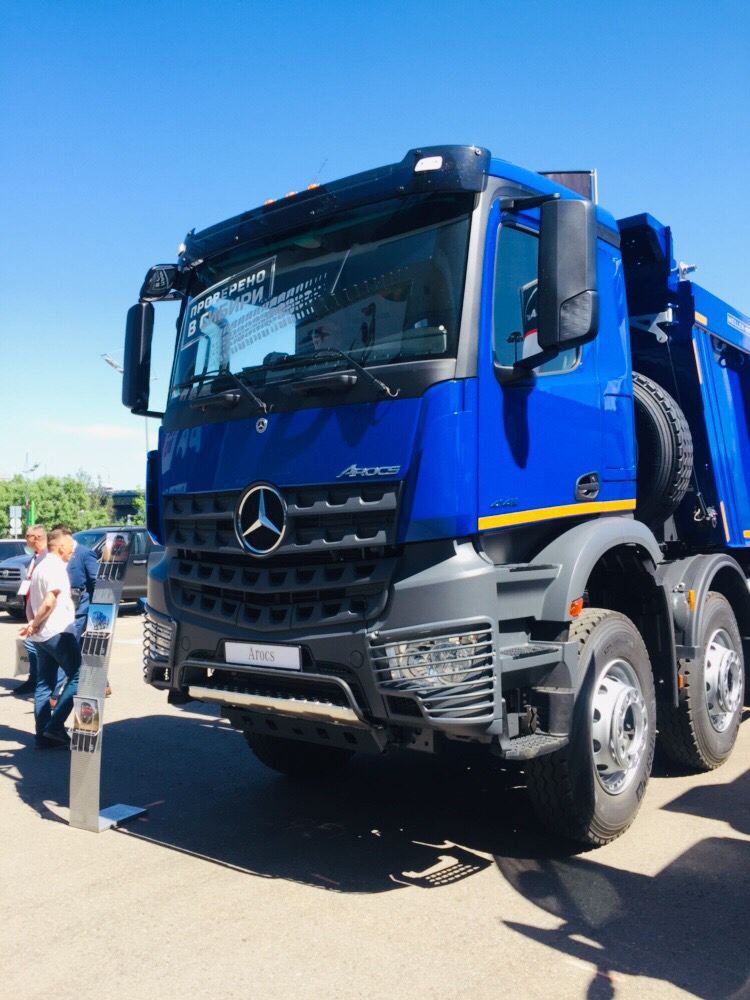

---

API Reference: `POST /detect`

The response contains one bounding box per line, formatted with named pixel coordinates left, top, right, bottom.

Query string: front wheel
left=526, top=609, right=656, bottom=846
left=658, top=592, right=744, bottom=770
left=245, top=732, right=354, bottom=778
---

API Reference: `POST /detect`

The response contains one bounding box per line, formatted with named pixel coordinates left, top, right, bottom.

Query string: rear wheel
left=658, top=592, right=744, bottom=770
left=245, top=732, right=354, bottom=778
left=526, top=609, right=656, bottom=845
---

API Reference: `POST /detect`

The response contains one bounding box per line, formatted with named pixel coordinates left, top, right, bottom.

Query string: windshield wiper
left=315, top=348, right=400, bottom=399
left=249, top=349, right=400, bottom=399
left=173, top=371, right=269, bottom=414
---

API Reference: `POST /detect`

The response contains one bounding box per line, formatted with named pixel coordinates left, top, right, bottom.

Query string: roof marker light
left=414, top=155, right=443, bottom=173
left=264, top=199, right=276, bottom=205
left=307, top=183, right=320, bottom=190
left=286, top=191, right=297, bottom=198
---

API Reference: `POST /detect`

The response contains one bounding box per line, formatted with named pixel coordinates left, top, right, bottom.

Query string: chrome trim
left=187, top=685, right=368, bottom=727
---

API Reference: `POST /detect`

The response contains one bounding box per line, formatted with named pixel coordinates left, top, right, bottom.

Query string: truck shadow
left=494, top=767, right=750, bottom=1000
left=0, top=712, right=576, bottom=893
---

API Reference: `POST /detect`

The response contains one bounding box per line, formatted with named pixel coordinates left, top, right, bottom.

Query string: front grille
left=0, top=567, right=22, bottom=582
left=369, top=623, right=496, bottom=724
left=164, top=482, right=401, bottom=632
left=163, top=481, right=401, bottom=556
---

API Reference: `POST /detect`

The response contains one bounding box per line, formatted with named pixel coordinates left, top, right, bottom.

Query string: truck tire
left=633, top=372, right=693, bottom=528
left=245, top=732, right=354, bottom=778
left=658, top=592, right=744, bottom=770
left=526, top=609, right=656, bottom=845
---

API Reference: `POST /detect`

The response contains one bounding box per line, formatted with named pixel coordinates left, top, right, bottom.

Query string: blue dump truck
left=123, top=146, right=750, bottom=845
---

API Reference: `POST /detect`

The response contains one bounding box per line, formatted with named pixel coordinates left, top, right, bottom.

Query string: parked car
left=0, top=539, right=28, bottom=560
left=0, top=526, right=163, bottom=618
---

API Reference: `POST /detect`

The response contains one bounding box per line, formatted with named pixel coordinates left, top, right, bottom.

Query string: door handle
left=575, top=472, right=601, bottom=501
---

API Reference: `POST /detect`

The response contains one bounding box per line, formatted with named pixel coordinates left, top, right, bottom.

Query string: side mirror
left=537, top=198, right=599, bottom=353
left=123, top=303, right=155, bottom=414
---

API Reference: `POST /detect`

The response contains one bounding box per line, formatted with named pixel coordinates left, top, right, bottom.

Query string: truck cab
left=123, top=145, right=749, bottom=845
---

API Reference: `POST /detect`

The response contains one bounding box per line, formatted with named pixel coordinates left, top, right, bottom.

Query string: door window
left=493, top=224, right=578, bottom=375
left=131, top=531, right=147, bottom=556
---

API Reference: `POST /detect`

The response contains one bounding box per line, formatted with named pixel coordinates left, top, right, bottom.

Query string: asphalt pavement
left=1, top=610, right=748, bottom=1000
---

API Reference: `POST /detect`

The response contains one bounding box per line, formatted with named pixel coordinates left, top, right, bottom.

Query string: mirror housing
left=123, top=303, right=156, bottom=414
left=140, top=264, right=183, bottom=301
left=537, top=198, right=599, bottom=353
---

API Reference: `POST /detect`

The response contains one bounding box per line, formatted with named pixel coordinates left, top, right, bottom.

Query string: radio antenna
left=308, top=158, right=328, bottom=187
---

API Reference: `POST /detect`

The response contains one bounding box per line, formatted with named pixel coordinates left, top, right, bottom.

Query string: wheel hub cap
left=705, top=629, right=743, bottom=733
left=591, top=659, right=648, bottom=795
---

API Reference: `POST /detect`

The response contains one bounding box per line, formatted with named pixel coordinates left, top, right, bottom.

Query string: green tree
left=132, top=489, right=146, bottom=525
left=0, top=472, right=114, bottom=536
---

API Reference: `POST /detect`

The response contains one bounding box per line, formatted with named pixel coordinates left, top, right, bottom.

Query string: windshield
left=74, top=531, right=105, bottom=550
left=170, top=193, right=472, bottom=398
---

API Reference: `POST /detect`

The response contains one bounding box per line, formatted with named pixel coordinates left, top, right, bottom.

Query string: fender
left=533, top=516, right=662, bottom=622
left=657, top=553, right=750, bottom=663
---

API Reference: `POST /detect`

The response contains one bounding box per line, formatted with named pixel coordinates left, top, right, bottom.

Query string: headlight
left=384, top=633, right=489, bottom=687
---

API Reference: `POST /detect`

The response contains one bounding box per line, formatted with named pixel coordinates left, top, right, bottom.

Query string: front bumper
left=0, top=587, right=23, bottom=611
left=144, top=539, right=577, bottom=752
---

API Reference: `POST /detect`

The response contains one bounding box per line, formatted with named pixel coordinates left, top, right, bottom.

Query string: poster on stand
left=71, top=696, right=102, bottom=754
left=81, top=603, right=115, bottom=657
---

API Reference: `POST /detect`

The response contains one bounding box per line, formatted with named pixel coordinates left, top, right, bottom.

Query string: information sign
left=68, top=533, right=146, bottom=832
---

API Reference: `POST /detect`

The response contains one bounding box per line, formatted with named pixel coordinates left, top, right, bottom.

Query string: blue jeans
left=33, top=631, right=82, bottom=738
left=23, top=638, right=65, bottom=693
left=74, top=610, right=87, bottom=643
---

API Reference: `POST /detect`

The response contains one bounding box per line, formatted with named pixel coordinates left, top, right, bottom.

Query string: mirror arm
left=139, top=291, right=185, bottom=303
left=499, top=192, right=560, bottom=212
left=493, top=360, right=535, bottom=386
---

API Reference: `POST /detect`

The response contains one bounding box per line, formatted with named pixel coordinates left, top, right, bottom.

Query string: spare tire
left=633, top=372, right=693, bottom=528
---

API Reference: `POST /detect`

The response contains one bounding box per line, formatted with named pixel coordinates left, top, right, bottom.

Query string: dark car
left=0, top=526, right=163, bottom=617
left=0, top=539, right=28, bottom=560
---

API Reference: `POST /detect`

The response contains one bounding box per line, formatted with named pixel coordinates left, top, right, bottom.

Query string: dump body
left=619, top=212, right=750, bottom=551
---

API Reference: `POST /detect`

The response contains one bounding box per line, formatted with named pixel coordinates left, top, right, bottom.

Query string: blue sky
left=2, top=0, right=748, bottom=488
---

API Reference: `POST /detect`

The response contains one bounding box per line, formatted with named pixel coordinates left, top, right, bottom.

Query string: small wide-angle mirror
left=140, top=264, right=181, bottom=301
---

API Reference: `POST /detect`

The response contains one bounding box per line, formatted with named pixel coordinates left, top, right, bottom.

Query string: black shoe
left=35, top=735, right=67, bottom=750
left=14, top=680, right=35, bottom=696
left=42, top=727, right=71, bottom=748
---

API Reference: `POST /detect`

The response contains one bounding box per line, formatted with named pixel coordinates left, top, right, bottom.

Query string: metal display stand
left=68, top=533, right=147, bottom=832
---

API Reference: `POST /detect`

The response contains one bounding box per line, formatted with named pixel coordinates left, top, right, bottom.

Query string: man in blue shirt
left=51, top=524, right=109, bottom=697
left=52, top=525, right=99, bottom=642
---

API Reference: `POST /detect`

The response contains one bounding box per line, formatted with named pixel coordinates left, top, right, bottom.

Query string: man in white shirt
left=19, top=528, right=81, bottom=749
left=13, top=524, right=48, bottom=696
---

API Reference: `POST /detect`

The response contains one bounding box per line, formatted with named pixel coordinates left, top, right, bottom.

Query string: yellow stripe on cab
left=478, top=498, right=636, bottom=531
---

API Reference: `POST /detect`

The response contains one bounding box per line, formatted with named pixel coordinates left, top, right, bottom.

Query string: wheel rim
left=704, top=628, right=743, bottom=733
left=591, top=658, right=648, bottom=795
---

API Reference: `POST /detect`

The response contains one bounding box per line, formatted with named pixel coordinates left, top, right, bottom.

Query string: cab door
left=477, top=203, right=606, bottom=534
left=125, top=529, right=149, bottom=597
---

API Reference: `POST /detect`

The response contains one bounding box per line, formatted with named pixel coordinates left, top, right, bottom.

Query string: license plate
left=0, top=594, right=7, bottom=602
left=225, top=640, right=301, bottom=671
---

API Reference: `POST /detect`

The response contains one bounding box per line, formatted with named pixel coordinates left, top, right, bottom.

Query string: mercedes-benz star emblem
left=235, top=483, right=287, bottom=556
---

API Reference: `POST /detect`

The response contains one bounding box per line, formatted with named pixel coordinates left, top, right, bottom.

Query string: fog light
left=385, top=632, right=487, bottom=687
